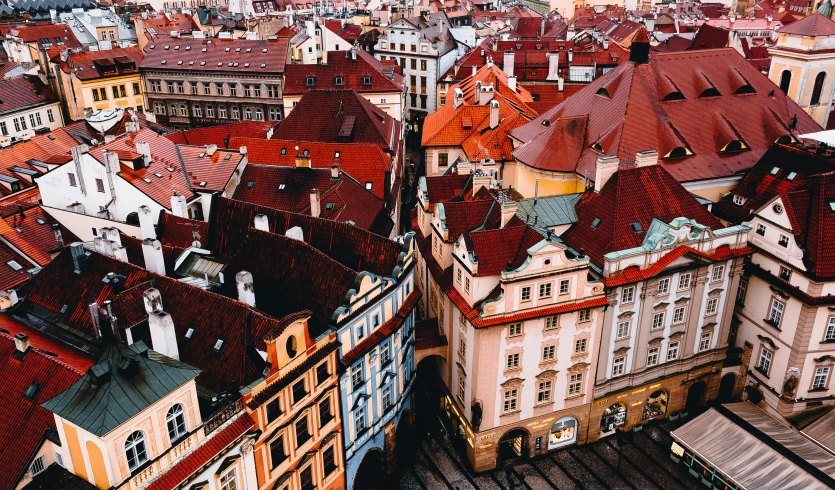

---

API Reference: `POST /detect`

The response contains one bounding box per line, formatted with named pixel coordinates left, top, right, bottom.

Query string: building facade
left=0, top=76, right=63, bottom=148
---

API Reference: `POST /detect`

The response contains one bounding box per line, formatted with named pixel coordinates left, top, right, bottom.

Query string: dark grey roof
left=20, top=463, right=97, bottom=490
left=10, top=0, right=94, bottom=13
left=42, top=341, right=200, bottom=437
left=516, top=193, right=581, bottom=228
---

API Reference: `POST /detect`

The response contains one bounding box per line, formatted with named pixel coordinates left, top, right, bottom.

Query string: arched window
left=125, top=431, right=148, bottom=471
left=811, top=72, right=826, bottom=106
left=166, top=404, right=187, bottom=443
left=779, top=70, right=792, bottom=95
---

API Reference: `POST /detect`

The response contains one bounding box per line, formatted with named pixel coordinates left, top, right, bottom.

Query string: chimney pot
left=489, top=100, right=500, bottom=129
left=141, top=239, right=166, bottom=275
left=137, top=205, right=156, bottom=240
left=69, top=242, right=89, bottom=274
left=52, top=223, right=63, bottom=248
left=13, top=332, right=30, bottom=353
left=170, top=193, right=188, bottom=218
left=149, top=310, right=179, bottom=360
left=143, top=287, right=163, bottom=313
left=206, top=144, right=217, bottom=156
left=635, top=149, right=659, bottom=168
left=503, top=50, right=515, bottom=77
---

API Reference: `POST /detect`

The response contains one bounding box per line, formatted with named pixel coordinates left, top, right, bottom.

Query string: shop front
left=642, top=390, right=669, bottom=421
left=599, top=402, right=627, bottom=436
left=548, top=416, right=578, bottom=450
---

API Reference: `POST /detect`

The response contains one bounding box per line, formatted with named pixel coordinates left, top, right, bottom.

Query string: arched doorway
left=414, top=355, right=449, bottom=441
left=642, top=390, right=669, bottom=421
left=354, top=448, right=385, bottom=490
left=780, top=70, right=792, bottom=94
left=394, top=409, right=414, bottom=470
left=548, top=416, right=578, bottom=450
left=718, top=374, right=737, bottom=404
left=600, top=402, right=627, bottom=436
left=498, top=428, right=529, bottom=462
left=686, top=381, right=707, bottom=413
left=745, top=385, right=764, bottom=405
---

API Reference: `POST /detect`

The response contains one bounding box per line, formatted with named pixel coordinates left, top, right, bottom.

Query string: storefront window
left=642, top=390, right=668, bottom=421
left=600, top=402, right=626, bottom=434
left=548, top=416, right=577, bottom=450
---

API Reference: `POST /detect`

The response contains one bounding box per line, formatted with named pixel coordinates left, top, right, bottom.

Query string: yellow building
left=50, top=47, right=145, bottom=121
left=768, top=12, right=835, bottom=128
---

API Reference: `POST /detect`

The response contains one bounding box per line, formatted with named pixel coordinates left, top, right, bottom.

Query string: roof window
left=787, top=171, right=797, bottom=181
left=335, top=76, right=344, bottom=86
left=325, top=202, right=335, bottom=210
left=23, top=382, right=39, bottom=401
left=199, top=181, right=207, bottom=187
left=721, top=140, right=748, bottom=152
left=595, top=87, right=610, bottom=98
left=198, top=152, right=205, bottom=158
left=244, top=63, right=250, bottom=67
left=363, top=76, right=372, bottom=85
left=664, top=146, right=694, bottom=159
left=174, top=46, right=180, bottom=50
left=200, top=61, right=206, bottom=66
left=164, top=45, right=170, bottom=50
left=591, top=217, right=601, bottom=229
left=279, top=184, right=286, bottom=190
left=260, top=64, right=266, bottom=68
left=246, top=48, right=252, bottom=52
left=166, top=166, right=175, bottom=172
left=225, top=47, right=231, bottom=52
left=335, top=151, right=340, bottom=158
left=262, top=49, right=268, bottom=53
left=366, top=182, right=373, bottom=190
left=246, top=181, right=255, bottom=189
left=224, top=154, right=232, bottom=160
left=631, top=222, right=643, bottom=233
left=6, top=260, right=22, bottom=271
left=160, top=60, right=167, bottom=64
left=770, top=166, right=780, bottom=175
left=177, top=61, right=182, bottom=65
left=235, top=47, right=241, bottom=52
left=185, top=327, right=195, bottom=339
left=829, top=201, right=835, bottom=211
left=35, top=218, right=45, bottom=225
left=281, top=148, right=287, bottom=156
left=213, top=338, right=224, bottom=352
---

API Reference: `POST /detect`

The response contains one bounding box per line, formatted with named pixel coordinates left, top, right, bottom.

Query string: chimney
left=507, top=75, right=517, bottom=92
left=558, top=77, right=564, bottom=92
left=170, top=192, right=188, bottom=218
left=104, top=150, right=119, bottom=199
left=479, top=84, right=495, bottom=105
left=594, top=155, right=620, bottom=192
left=206, top=144, right=217, bottom=156
left=499, top=193, right=517, bottom=228
left=52, top=223, right=63, bottom=248
left=331, top=163, right=340, bottom=179
left=547, top=52, right=560, bottom=81
left=141, top=239, right=166, bottom=275
left=125, top=121, right=138, bottom=133
left=453, top=87, right=464, bottom=108
left=568, top=48, right=573, bottom=64
left=286, top=226, right=304, bottom=241
left=310, top=189, right=321, bottom=218
left=69, top=242, right=90, bottom=274
left=135, top=141, right=151, bottom=166
left=254, top=214, right=269, bottom=231
left=236, top=271, right=256, bottom=306
left=489, top=100, right=500, bottom=129
left=472, top=65, right=477, bottom=77
left=138, top=205, right=156, bottom=240
left=14, top=332, right=30, bottom=353
left=503, top=50, right=515, bottom=77
left=472, top=173, right=491, bottom=196
left=603, top=36, right=609, bottom=50
left=351, top=45, right=357, bottom=60
left=70, top=146, right=87, bottom=195
left=474, top=81, right=482, bottom=104
left=635, top=150, right=659, bottom=168
left=295, top=153, right=311, bottom=168
left=144, top=289, right=179, bottom=360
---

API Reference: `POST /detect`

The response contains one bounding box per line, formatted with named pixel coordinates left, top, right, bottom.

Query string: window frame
left=124, top=431, right=148, bottom=472
left=651, top=311, right=665, bottom=330
left=667, top=341, right=680, bottom=361
left=611, top=356, right=626, bottom=377
left=621, top=286, right=635, bottom=304
left=165, top=404, right=187, bottom=444
left=657, top=278, right=670, bottom=295
left=678, top=273, right=692, bottom=290
left=647, top=347, right=659, bottom=366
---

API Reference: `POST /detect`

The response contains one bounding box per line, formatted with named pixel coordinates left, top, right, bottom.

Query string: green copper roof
left=516, top=194, right=582, bottom=229
left=42, top=341, right=200, bottom=437
left=819, top=0, right=832, bottom=18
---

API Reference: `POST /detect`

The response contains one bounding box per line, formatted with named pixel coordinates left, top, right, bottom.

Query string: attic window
left=363, top=76, right=372, bottom=85
left=174, top=46, right=180, bottom=50
left=829, top=201, right=835, bottom=211
left=217, top=63, right=223, bottom=67
left=541, top=120, right=551, bottom=127
left=198, top=152, right=206, bottom=158
left=262, top=49, right=268, bottom=53
left=664, top=146, right=694, bottom=159
left=631, top=222, right=643, bottom=233
left=662, top=91, right=686, bottom=101
left=225, top=47, right=231, bottom=52
left=200, top=62, right=206, bottom=66
left=213, top=338, right=224, bottom=352
left=366, top=182, right=373, bottom=190
left=177, top=61, right=183, bottom=65
left=199, top=181, right=207, bottom=187
left=246, top=181, right=255, bottom=189
left=244, top=63, right=250, bottom=68
left=787, top=171, right=797, bottom=181
left=235, top=48, right=241, bottom=52
left=279, top=184, right=286, bottom=190
left=143, top=178, right=152, bottom=183
left=699, top=87, right=721, bottom=98
left=591, top=217, right=601, bottom=229
left=154, top=172, right=162, bottom=178
left=590, top=142, right=603, bottom=153
left=734, top=84, right=755, bottom=95
left=35, top=218, right=45, bottom=225
left=160, top=60, right=167, bottom=65
left=325, top=203, right=335, bottom=210
left=164, top=45, right=170, bottom=50
left=281, top=148, right=287, bottom=156
left=721, top=140, right=748, bottom=152
left=6, top=260, right=22, bottom=271
left=23, top=382, right=39, bottom=401
left=595, top=87, right=610, bottom=98
left=185, top=46, right=191, bottom=50
left=770, top=166, right=780, bottom=175
left=260, top=64, right=266, bottom=68
left=185, top=327, right=195, bottom=339
left=224, top=154, right=232, bottom=160
left=335, top=151, right=340, bottom=158
left=334, top=76, right=344, bottom=86
left=246, top=48, right=252, bottom=52
left=166, top=166, right=175, bottom=172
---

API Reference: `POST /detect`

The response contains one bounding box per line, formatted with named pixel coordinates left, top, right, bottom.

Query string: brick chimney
left=594, top=155, right=620, bottom=192
left=236, top=271, right=255, bottom=306
left=138, top=205, right=156, bottom=240
left=503, top=50, right=514, bottom=77
left=141, top=239, right=166, bottom=275
left=635, top=150, right=659, bottom=167
left=489, top=100, right=500, bottom=129
left=170, top=192, right=188, bottom=218
left=310, top=189, right=321, bottom=218
left=144, top=288, right=179, bottom=360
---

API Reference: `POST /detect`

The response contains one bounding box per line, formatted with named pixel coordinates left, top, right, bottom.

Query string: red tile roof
left=156, top=212, right=207, bottom=249
left=140, top=37, right=289, bottom=74
left=2, top=206, right=78, bottom=266
left=604, top=244, right=752, bottom=286
left=0, top=241, right=32, bottom=291
left=145, top=414, right=254, bottom=490
left=284, top=49, right=403, bottom=95
left=510, top=48, right=821, bottom=185
left=0, top=322, right=87, bottom=490
left=165, top=121, right=278, bottom=147
left=272, top=89, right=399, bottom=151
left=469, top=224, right=544, bottom=276
left=228, top=138, right=394, bottom=201
left=233, top=165, right=387, bottom=232
left=340, top=289, right=421, bottom=366
left=781, top=171, right=835, bottom=278
left=0, top=76, right=59, bottom=117
left=521, top=83, right=586, bottom=114
left=561, top=164, right=724, bottom=268
left=423, top=174, right=472, bottom=203
left=0, top=188, right=40, bottom=218
left=177, top=145, right=245, bottom=193
left=6, top=23, right=82, bottom=50
left=778, top=12, right=835, bottom=36
left=56, top=47, right=143, bottom=81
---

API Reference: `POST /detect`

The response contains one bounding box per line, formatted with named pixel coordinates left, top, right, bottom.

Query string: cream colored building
left=768, top=13, right=835, bottom=128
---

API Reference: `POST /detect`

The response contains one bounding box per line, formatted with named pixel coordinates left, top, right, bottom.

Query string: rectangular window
left=705, top=298, right=719, bottom=316
left=215, top=83, right=224, bottom=95
left=508, top=323, right=522, bottom=337
left=733, top=194, right=744, bottom=206
left=93, top=88, right=100, bottom=101
left=778, top=234, right=790, bottom=248
left=120, top=84, right=127, bottom=97
left=219, top=105, right=228, bottom=119
left=299, top=466, right=313, bottom=490
left=756, top=223, right=766, bottom=236
left=0, top=122, right=7, bottom=135
left=506, top=353, right=520, bottom=370
left=758, top=347, right=773, bottom=374
left=230, top=85, right=238, bottom=97
left=19, top=116, right=26, bottom=130
left=206, top=105, right=214, bottom=118
left=192, top=104, right=201, bottom=118
left=266, top=398, right=281, bottom=423
left=652, top=311, right=665, bottom=330
left=457, top=376, right=465, bottom=401
left=316, top=361, right=329, bottom=385
left=270, top=435, right=286, bottom=468
left=612, top=356, right=626, bottom=377
left=503, top=389, right=518, bottom=413
left=616, top=321, right=630, bottom=339
left=699, top=332, right=711, bottom=352
left=421, top=60, right=427, bottom=70
left=537, top=380, right=552, bottom=403
left=673, top=306, right=686, bottom=324
left=244, top=108, right=252, bottom=120
left=28, top=113, right=36, bottom=127
left=456, top=268, right=462, bottom=284
left=568, top=372, right=583, bottom=396
left=134, top=82, right=141, bottom=95
left=167, top=82, right=174, bottom=93
left=68, top=172, right=77, bottom=187
left=254, top=86, right=261, bottom=97
left=768, top=298, right=785, bottom=328
left=151, top=80, right=161, bottom=92
left=112, top=85, right=120, bottom=98
left=319, top=397, right=332, bottom=426
left=667, top=341, right=680, bottom=361
left=269, top=85, right=280, bottom=98
left=539, top=283, right=552, bottom=298
left=578, top=309, right=591, bottom=323
left=295, top=416, right=310, bottom=447
left=292, top=380, right=307, bottom=404
left=621, top=286, right=635, bottom=304
left=559, top=279, right=570, bottom=295
left=99, top=88, right=107, bottom=100
left=354, top=406, right=366, bottom=434
left=521, top=286, right=531, bottom=301
left=813, top=367, right=830, bottom=389
left=351, top=362, right=363, bottom=390
left=542, top=345, right=556, bottom=361
left=574, top=338, right=587, bottom=354
left=826, top=317, right=835, bottom=341
left=737, top=278, right=748, bottom=305
left=232, top=106, right=240, bottom=119
left=458, top=337, right=466, bottom=357
left=464, top=277, right=470, bottom=293
left=647, top=347, right=659, bottom=366
left=711, top=265, right=725, bottom=282
left=220, top=470, right=238, bottom=490
left=438, top=153, right=449, bottom=167
left=95, top=178, right=105, bottom=193
left=47, top=109, right=54, bottom=123
left=678, top=273, right=692, bottom=290
left=544, top=315, right=559, bottom=330
left=13, top=118, right=19, bottom=132
left=382, top=384, right=393, bottom=410
left=244, top=85, right=252, bottom=97
left=357, top=324, right=365, bottom=341
left=322, top=445, right=337, bottom=476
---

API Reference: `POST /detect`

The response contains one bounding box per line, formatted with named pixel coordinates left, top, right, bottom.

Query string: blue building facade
left=334, top=233, right=418, bottom=489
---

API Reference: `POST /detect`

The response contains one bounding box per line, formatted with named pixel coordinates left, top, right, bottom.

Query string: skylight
left=213, top=338, right=224, bottom=352
left=224, top=154, right=232, bottom=160
left=6, top=260, right=22, bottom=271
left=35, top=218, right=45, bottom=225
left=198, top=152, right=205, bottom=158
left=334, top=151, right=340, bottom=158
left=279, top=184, right=286, bottom=190
left=246, top=181, right=255, bottom=189
left=770, top=166, right=780, bottom=175
left=366, top=182, right=373, bottom=190
left=23, top=382, right=39, bottom=401
left=591, top=218, right=601, bottom=229
left=631, top=222, right=644, bottom=233
left=829, top=201, right=835, bottom=212
left=199, top=182, right=207, bottom=187
left=325, top=203, right=335, bottom=210
left=185, top=327, right=194, bottom=339
left=787, top=171, right=797, bottom=181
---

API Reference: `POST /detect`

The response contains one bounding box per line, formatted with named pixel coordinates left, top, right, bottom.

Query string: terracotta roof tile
left=140, top=37, right=289, bottom=74
left=58, top=47, right=142, bottom=81
left=778, top=12, right=835, bottom=36
left=284, top=49, right=403, bottom=95
left=165, top=121, right=278, bottom=147
left=178, top=145, right=244, bottom=192
left=0, top=76, right=59, bottom=116
left=6, top=23, right=82, bottom=50
left=469, top=224, right=544, bottom=276
left=2, top=206, right=78, bottom=266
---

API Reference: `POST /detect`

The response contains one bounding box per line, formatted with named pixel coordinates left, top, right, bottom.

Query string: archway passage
left=745, top=385, right=764, bottom=405
left=718, top=374, right=737, bottom=404
left=498, top=429, right=528, bottom=463
left=354, top=449, right=386, bottom=490
left=686, top=381, right=708, bottom=413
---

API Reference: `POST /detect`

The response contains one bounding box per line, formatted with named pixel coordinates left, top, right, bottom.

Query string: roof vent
left=23, top=382, right=39, bottom=401
left=631, top=222, right=643, bottom=233
left=591, top=217, right=601, bottom=229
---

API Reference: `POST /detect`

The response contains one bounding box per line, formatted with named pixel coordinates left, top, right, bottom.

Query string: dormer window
left=590, top=141, right=603, bottom=153
left=776, top=134, right=798, bottom=144
left=699, top=87, right=721, bottom=98
left=662, top=91, right=685, bottom=101
left=733, top=194, right=745, bottom=206
left=334, top=76, right=344, bottom=86
left=734, top=84, right=755, bottom=95
left=362, top=76, right=372, bottom=85
left=721, top=140, right=748, bottom=152
left=595, top=87, right=610, bottom=98
left=306, top=76, right=315, bottom=87
left=664, top=146, right=694, bottom=159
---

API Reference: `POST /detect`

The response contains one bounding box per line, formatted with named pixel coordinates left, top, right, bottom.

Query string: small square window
left=779, top=266, right=792, bottom=281
left=732, top=194, right=744, bottom=206
left=521, top=286, right=531, bottom=302
left=508, top=323, right=523, bottom=337
left=778, top=234, right=790, bottom=248
left=756, top=224, right=766, bottom=236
